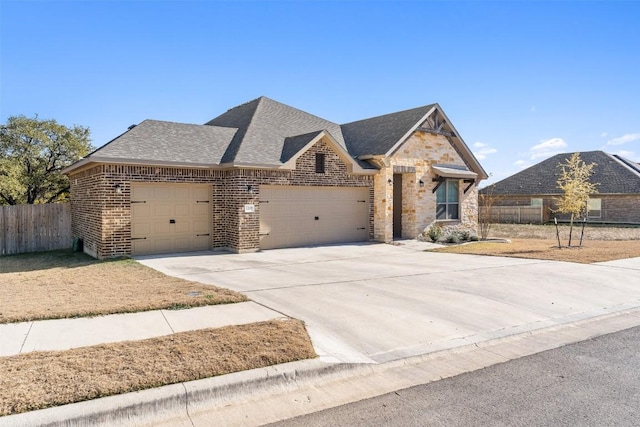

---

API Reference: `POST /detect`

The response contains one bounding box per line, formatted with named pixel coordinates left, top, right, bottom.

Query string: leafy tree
left=555, top=153, right=598, bottom=246
left=0, top=115, right=93, bottom=205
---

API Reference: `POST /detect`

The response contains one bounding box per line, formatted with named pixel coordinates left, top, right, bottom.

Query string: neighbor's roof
left=483, top=151, right=640, bottom=195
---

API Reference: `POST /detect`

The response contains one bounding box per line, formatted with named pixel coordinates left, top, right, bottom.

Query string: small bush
left=458, top=230, right=471, bottom=241
left=426, top=225, right=443, bottom=242
left=469, top=234, right=479, bottom=241
left=444, top=233, right=460, bottom=244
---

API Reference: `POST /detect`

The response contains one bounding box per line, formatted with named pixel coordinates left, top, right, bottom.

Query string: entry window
left=587, top=198, right=601, bottom=219
left=315, top=153, right=326, bottom=173
left=436, top=180, right=459, bottom=220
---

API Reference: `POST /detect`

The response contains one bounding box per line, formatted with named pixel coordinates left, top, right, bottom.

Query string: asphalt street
left=270, top=326, right=640, bottom=427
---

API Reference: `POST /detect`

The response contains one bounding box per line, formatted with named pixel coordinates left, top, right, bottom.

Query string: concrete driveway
left=137, top=243, right=640, bottom=364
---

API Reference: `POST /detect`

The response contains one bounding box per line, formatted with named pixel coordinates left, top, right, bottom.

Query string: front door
left=393, top=174, right=402, bottom=238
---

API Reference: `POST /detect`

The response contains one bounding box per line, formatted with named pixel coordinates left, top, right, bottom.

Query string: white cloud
left=472, top=142, right=497, bottom=160
left=529, top=137, right=567, bottom=159
left=511, top=137, right=567, bottom=171
left=606, top=133, right=640, bottom=146
left=600, top=132, right=608, bottom=138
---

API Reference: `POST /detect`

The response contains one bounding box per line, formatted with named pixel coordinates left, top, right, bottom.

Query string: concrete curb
left=3, top=308, right=640, bottom=427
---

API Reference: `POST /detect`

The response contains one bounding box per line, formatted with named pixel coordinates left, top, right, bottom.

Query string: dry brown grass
left=0, top=319, right=315, bottom=416
left=0, top=250, right=247, bottom=324
left=433, top=224, right=640, bottom=263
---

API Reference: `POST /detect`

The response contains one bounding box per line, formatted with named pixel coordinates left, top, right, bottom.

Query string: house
left=481, top=150, right=640, bottom=224
left=63, top=97, right=487, bottom=258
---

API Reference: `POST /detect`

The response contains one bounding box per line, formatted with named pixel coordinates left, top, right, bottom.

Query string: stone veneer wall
left=373, top=131, right=479, bottom=242
left=69, top=138, right=374, bottom=258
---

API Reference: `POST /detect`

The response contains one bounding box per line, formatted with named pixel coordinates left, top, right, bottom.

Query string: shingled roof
left=86, top=120, right=237, bottom=166
left=483, top=151, right=640, bottom=195
left=206, top=96, right=348, bottom=166
left=342, top=105, right=435, bottom=157
left=65, top=96, right=483, bottom=176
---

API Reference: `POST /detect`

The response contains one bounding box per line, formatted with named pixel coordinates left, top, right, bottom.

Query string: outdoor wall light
left=247, top=185, right=254, bottom=195
left=388, top=178, right=393, bottom=184
left=114, top=184, right=123, bottom=194
left=419, top=179, right=425, bottom=187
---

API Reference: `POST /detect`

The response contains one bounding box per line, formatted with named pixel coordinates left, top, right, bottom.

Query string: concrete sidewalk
left=0, top=301, right=284, bottom=357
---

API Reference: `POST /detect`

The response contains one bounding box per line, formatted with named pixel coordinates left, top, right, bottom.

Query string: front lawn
left=431, top=224, right=640, bottom=263
left=0, top=250, right=247, bottom=323
left=0, top=319, right=316, bottom=416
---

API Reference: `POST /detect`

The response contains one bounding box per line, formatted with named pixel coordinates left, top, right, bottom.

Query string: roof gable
left=279, top=130, right=373, bottom=173
left=484, top=151, right=640, bottom=195
left=341, top=105, right=434, bottom=157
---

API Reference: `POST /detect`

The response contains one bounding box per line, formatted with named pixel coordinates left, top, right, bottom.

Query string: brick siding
left=70, top=138, right=374, bottom=258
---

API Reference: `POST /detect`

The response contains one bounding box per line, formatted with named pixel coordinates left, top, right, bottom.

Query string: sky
left=1, top=0, right=638, bottom=186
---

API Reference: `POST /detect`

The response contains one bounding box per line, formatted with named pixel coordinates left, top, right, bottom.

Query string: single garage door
left=131, top=183, right=211, bottom=255
left=259, top=185, right=369, bottom=250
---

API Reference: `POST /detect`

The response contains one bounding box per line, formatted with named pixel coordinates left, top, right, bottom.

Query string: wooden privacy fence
left=480, top=206, right=544, bottom=224
left=0, top=203, right=72, bottom=256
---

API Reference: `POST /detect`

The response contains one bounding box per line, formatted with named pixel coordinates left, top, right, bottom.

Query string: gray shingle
left=80, top=97, right=465, bottom=173
left=482, top=151, right=640, bottom=195
left=341, top=105, right=435, bottom=157
left=280, top=131, right=323, bottom=163
left=91, top=120, right=237, bottom=165
left=206, top=97, right=346, bottom=166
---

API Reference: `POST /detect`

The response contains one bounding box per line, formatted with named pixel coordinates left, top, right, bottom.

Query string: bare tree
left=478, top=184, right=498, bottom=241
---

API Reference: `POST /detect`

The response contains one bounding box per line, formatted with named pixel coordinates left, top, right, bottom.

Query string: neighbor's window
left=315, top=153, right=326, bottom=173
left=436, top=180, right=459, bottom=220
left=531, top=198, right=543, bottom=207
left=587, top=198, right=601, bottom=218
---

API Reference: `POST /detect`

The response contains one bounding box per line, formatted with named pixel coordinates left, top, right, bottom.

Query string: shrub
left=469, top=234, right=479, bottom=241
left=426, top=225, right=443, bottom=242
left=458, top=230, right=471, bottom=241
left=444, top=233, right=460, bottom=244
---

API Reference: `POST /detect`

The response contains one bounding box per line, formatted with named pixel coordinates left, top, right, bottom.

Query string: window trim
left=436, top=179, right=460, bottom=220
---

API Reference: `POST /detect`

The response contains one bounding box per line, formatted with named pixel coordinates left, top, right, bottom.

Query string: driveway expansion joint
left=160, top=310, right=175, bottom=334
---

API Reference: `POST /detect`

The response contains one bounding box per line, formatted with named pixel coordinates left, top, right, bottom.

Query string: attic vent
left=128, top=124, right=137, bottom=130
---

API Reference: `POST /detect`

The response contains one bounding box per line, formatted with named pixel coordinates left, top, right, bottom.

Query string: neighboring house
left=63, top=96, right=487, bottom=258
left=481, top=151, right=640, bottom=224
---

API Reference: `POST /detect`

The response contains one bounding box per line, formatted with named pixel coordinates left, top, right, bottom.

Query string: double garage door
left=259, top=185, right=369, bottom=250
left=130, top=184, right=370, bottom=255
left=131, top=184, right=211, bottom=256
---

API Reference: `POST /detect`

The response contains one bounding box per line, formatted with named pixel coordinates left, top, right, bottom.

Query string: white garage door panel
left=131, top=184, right=211, bottom=256
left=260, top=186, right=369, bottom=250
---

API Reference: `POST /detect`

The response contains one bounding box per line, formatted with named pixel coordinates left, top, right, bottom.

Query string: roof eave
left=64, top=157, right=224, bottom=175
